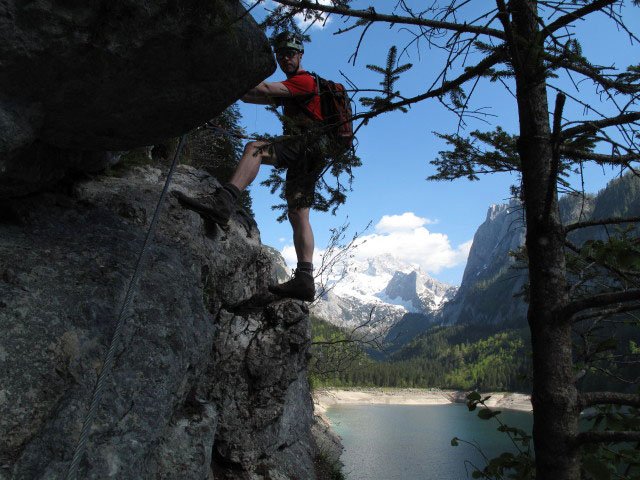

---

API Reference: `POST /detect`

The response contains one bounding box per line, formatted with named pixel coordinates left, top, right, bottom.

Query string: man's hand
left=241, top=81, right=292, bottom=104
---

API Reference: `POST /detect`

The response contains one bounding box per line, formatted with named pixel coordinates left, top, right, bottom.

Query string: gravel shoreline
left=313, top=387, right=532, bottom=417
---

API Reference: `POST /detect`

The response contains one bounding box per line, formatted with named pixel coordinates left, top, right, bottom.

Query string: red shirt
left=280, top=71, right=323, bottom=121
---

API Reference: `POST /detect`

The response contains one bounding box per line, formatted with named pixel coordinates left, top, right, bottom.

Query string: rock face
left=0, top=0, right=275, bottom=197
left=0, top=164, right=315, bottom=479
left=438, top=200, right=528, bottom=326
left=381, top=270, right=457, bottom=312
left=437, top=182, right=634, bottom=327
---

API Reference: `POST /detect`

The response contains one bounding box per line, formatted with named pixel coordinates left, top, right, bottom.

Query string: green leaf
left=467, top=391, right=482, bottom=401
left=582, top=455, right=613, bottom=480
left=478, top=408, right=501, bottom=420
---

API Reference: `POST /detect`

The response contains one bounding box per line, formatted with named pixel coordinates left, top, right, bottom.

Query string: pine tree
left=188, top=104, right=254, bottom=215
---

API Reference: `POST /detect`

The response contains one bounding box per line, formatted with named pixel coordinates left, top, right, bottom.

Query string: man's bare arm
left=241, top=81, right=292, bottom=104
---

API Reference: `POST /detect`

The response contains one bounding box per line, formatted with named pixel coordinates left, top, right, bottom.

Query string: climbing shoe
left=172, top=189, right=233, bottom=225
left=268, top=270, right=315, bottom=302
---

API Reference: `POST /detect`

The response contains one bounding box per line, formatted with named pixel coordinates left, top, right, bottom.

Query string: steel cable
left=65, top=134, right=186, bottom=480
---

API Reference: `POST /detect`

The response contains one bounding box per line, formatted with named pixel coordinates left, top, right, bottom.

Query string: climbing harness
left=65, top=134, right=187, bottom=480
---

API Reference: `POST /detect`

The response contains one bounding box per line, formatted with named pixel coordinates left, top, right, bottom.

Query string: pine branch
left=572, top=302, right=640, bottom=323
left=565, top=216, right=640, bottom=233
left=542, top=53, right=640, bottom=94
left=576, top=431, right=640, bottom=445
left=352, top=50, right=506, bottom=121
left=579, top=392, right=640, bottom=410
left=272, top=0, right=507, bottom=40
left=561, top=112, right=640, bottom=140
left=563, top=289, right=640, bottom=318
left=558, top=146, right=640, bottom=164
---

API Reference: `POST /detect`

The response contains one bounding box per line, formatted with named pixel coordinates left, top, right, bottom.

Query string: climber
left=173, top=31, right=324, bottom=302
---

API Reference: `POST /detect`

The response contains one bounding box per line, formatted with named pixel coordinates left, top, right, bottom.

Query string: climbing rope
left=65, top=134, right=187, bottom=480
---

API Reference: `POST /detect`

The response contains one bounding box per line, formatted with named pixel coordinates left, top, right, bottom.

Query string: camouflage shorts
left=271, top=135, right=329, bottom=209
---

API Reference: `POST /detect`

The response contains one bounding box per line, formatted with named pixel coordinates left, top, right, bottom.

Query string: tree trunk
left=510, top=1, right=580, bottom=478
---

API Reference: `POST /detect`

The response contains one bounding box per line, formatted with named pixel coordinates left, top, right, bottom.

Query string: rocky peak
left=384, top=271, right=420, bottom=304
left=312, top=254, right=456, bottom=330
left=459, top=199, right=525, bottom=289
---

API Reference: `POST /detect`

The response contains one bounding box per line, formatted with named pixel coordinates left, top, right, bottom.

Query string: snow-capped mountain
left=312, top=254, right=457, bottom=329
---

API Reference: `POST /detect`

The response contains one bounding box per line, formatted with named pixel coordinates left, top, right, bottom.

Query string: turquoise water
left=325, top=404, right=533, bottom=480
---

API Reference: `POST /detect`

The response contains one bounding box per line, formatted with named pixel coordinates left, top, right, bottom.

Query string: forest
left=311, top=312, right=639, bottom=395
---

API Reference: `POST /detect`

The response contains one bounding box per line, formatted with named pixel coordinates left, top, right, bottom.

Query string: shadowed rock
left=0, top=164, right=315, bottom=479
left=0, top=0, right=275, bottom=197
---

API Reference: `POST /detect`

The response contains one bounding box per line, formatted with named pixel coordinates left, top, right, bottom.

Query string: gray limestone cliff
left=438, top=200, right=528, bottom=326
left=0, top=164, right=316, bottom=479
left=438, top=193, right=601, bottom=326
left=0, top=4, right=321, bottom=478
left=0, top=0, right=275, bottom=198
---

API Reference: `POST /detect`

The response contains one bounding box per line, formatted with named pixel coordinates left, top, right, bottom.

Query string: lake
left=325, top=403, right=533, bottom=480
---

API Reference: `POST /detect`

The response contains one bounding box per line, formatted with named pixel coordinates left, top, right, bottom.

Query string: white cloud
left=281, top=245, right=298, bottom=268
left=374, top=212, right=437, bottom=233
left=279, top=212, right=472, bottom=276
left=294, top=0, right=332, bottom=29
left=279, top=237, right=286, bottom=243
left=352, top=230, right=470, bottom=274
left=280, top=244, right=325, bottom=271
left=353, top=213, right=472, bottom=274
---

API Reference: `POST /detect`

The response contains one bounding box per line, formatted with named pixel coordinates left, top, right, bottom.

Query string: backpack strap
left=293, top=72, right=324, bottom=124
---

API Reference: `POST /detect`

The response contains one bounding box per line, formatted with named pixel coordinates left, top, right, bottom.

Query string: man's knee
left=244, top=141, right=263, bottom=156
left=246, top=141, right=277, bottom=165
left=288, top=207, right=310, bottom=226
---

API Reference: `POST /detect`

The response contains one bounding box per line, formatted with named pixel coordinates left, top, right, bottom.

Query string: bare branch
left=565, top=216, right=640, bottom=233
left=579, top=392, right=640, bottom=410
left=546, top=92, right=566, bottom=219
left=576, top=431, right=640, bottom=445
left=272, top=0, right=507, bottom=40
left=561, top=112, right=640, bottom=140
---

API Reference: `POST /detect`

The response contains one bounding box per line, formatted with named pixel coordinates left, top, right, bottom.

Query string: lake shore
left=313, top=387, right=532, bottom=416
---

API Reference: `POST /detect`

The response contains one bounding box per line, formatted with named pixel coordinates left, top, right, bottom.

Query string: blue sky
left=237, top=1, right=639, bottom=286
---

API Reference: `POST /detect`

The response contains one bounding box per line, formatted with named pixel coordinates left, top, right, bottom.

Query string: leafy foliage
left=429, top=127, right=520, bottom=181
left=581, top=404, right=640, bottom=480
left=257, top=103, right=362, bottom=221
left=452, top=392, right=534, bottom=480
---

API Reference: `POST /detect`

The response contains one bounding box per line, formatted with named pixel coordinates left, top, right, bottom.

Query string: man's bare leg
left=229, top=141, right=277, bottom=191
left=288, top=207, right=314, bottom=263
left=173, top=140, right=276, bottom=223
left=267, top=199, right=316, bottom=301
